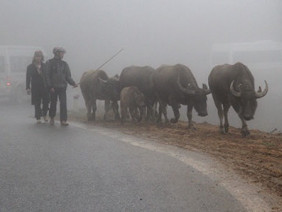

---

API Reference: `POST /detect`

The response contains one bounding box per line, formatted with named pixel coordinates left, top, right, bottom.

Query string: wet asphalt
left=0, top=100, right=246, bottom=212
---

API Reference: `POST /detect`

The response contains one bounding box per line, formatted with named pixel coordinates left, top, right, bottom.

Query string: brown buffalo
left=80, top=70, right=120, bottom=121
left=120, top=86, right=145, bottom=123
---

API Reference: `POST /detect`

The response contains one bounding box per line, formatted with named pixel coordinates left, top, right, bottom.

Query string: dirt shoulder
left=69, top=112, right=282, bottom=210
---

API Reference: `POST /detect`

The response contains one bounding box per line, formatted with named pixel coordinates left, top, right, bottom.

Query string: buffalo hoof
left=170, top=118, right=178, bottom=123
left=219, top=126, right=229, bottom=134
left=220, top=127, right=225, bottom=134
left=241, top=128, right=250, bottom=137
left=115, top=115, right=121, bottom=121
left=188, top=124, right=196, bottom=130
left=87, top=116, right=95, bottom=121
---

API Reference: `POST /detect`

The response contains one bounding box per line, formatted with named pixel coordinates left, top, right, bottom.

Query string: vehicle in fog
left=210, top=40, right=282, bottom=88
left=210, top=40, right=282, bottom=67
left=0, top=45, right=45, bottom=103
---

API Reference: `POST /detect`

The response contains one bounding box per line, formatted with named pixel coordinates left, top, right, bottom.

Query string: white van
left=210, top=40, right=282, bottom=69
left=210, top=40, right=282, bottom=89
left=0, top=45, right=45, bottom=103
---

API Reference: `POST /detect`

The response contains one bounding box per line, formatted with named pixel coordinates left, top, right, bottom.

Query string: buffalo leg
left=81, top=91, right=92, bottom=121
left=91, top=99, right=97, bottom=121
left=152, top=101, right=158, bottom=121
left=145, top=105, right=152, bottom=121
left=104, top=100, right=111, bottom=120
left=238, top=114, right=250, bottom=137
left=120, top=102, right=126, bottom=124
left=138, top=106, right=144, bottom=122
left=129, top=107, right=137, bottom=122
left=223, top=103, right=230, bottom=133
left=187, top=105, right=195, bottom=129
left=157, top=100, right=168, bottom=123
left=213, top=95, right=225, bottom=133
left=112, top=101, right=120, bottom=121
left=171, top=104, right=180, bottom=123
left=160, top=101, right=169, bottom=124
left=144, top=98, right=151, bottom=121
left=157, top=102, right=162, bottom=123
left=85, top=100, right=92, bottom=121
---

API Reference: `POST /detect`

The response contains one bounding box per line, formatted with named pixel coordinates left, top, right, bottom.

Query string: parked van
left=210, top=40, right=282, bottom=89
left=0, top=45, right=45, bottom=103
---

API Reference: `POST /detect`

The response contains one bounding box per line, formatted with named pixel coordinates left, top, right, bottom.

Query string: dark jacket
left=26, top=63, right=49, bottom=105
left=45, top=58, right=76, bottom=89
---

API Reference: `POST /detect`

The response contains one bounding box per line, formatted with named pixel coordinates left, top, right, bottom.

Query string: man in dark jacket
left=45, top=47, right=77, bottom=126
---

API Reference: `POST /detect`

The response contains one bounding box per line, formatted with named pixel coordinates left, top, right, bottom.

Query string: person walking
left=26, top=50, right=49, bottom=123
left=45, top=47, right=77, bottom=126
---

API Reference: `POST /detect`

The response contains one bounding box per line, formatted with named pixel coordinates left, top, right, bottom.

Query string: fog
left=1, top=0, right=282, bottom=131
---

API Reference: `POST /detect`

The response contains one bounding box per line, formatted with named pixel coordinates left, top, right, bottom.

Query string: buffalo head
left=98, top=75, right=120, bottom=101
left=230, top=80, right=268, bottom=120
left=177, top=75, right=211, bottom=117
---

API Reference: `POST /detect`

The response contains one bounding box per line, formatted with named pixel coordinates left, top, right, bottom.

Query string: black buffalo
left=152, top=64, right=211, bottom=128
left=119, top=66, right=156, bottom=120
left=80, top=70, right=120, bottom=121
left=208, top=62, right=268, bottom=136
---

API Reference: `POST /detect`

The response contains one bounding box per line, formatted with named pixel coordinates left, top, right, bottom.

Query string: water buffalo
left=153, top=64, right=211, bottom=129
left=208, top=62, right=268, bottom=136
left=120, top=86, right=145, bottom=123
left=80, top=70, right=120, bottom=121
left=119, top=66, right=156, bottom=121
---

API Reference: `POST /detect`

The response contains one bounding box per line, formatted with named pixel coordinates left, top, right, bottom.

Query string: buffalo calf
left=120, top=86, right=145, bottom=123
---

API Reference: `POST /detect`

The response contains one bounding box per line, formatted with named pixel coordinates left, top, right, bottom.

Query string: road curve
left=0, top=102, right=270, bottom=211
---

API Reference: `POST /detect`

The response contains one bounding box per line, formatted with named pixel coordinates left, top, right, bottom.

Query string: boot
left=61, top=121, right=69, bottom=126
left=43, top=116, right=48, bottom=122
left=50, top=118, right=55, bottom=126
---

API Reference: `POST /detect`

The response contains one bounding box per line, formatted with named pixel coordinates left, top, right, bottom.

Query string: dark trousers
left=34, top=95, right=49, bottom=120
left=49, top=88, right=67, bottom=121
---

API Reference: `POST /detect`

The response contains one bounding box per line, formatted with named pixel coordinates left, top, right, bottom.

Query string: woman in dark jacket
left=26, top=50, right=49, bottom=123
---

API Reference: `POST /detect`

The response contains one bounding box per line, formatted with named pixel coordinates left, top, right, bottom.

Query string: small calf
left=120, top=86, right=145, bottom=123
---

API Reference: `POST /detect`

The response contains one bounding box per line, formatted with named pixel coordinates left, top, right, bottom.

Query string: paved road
left=0, top=101, right=246, bottom=212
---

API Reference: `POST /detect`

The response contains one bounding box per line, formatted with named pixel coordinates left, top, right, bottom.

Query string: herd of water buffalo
left=79, top=62, right=268, bottom=137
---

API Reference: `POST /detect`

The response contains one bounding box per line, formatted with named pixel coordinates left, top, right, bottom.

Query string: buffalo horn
left=177, top=74, right=195, bottom=95
left=98, top=77, right=107, bottom=83
left=255, top=80, right=268, bottom=98
left=230, top=81, right=241, bottom=97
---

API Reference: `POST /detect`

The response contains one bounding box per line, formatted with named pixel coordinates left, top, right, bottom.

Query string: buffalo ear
left=202, top=83, right=211, bottom=95
left=134, top=92, right=139, bottom=99
left=257, top=86, right=262, bottom=93
left=114, top=74, right=119, bottom=80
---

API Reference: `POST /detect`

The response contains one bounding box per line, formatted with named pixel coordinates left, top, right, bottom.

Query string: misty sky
left=1, top=0, right=281, bottom=79
left=1, top=0, right=282, bottom=131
